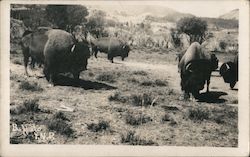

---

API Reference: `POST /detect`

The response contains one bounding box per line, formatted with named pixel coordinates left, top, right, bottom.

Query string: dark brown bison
left=21, top=28, right=50, bottom=76
left=43, top=29, right=90, bottom=85
left=178, top=42, right=219, bottom=100
left=92, top=37, right=130, bottom=63
left=219, top=54, right=238, bottom=89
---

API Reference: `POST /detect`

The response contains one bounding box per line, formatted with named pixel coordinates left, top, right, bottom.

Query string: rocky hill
left=219, top=9, right=239, bottom=20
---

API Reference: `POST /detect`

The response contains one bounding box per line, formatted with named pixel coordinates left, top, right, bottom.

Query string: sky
left=79, top=0, right=241, bottom=18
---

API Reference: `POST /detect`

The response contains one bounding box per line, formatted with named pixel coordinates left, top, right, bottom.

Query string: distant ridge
left=88, top=5, right=194, bottom=22
left=219, top=9, right=239, bottom=20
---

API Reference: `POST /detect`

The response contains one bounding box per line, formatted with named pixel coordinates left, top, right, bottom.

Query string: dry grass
left=87, top=120, right=110, bottom=132
left=10, top=99, right=40, bottom=114
left=96, top=73, right=116, bottom=83
left=47, top=112, right=74, bottom=137
left=19, top=81, right=43, bottom=92
left=121, top=131, right=158, bottom=146
left=125, top=113, right=152, bottom=126
left=188, top=108, right=210, bottom=121
left=10, top=48, right=238, bottom=146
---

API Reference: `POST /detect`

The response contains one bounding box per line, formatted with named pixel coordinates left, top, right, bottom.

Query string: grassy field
left=10, top=48, right=238, bottom=146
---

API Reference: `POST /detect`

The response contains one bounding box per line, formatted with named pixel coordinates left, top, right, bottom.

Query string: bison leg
left=73, top=72, right=80, bottom=80
left=23, top=49, right=30, bottom=76
left=43, top=65, right=50, bottom=82
left=30, top=57, right=36, bottom=69
left=206, top=79, right=210, bottom=93
left=121, top=57, right=124, bottom=61
left=179, top=91, right=190, bottom=100
left=230, top=81, right=236, bottom=89
left=108, top=54, right=114, bottom=63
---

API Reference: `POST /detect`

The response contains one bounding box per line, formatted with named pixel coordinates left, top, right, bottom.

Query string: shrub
left=53, top=112, right=70, bottom=121
left=19, top=81, right=43, bottom=92
left=140, top=80, right=154, bottom=86
left=23, top=99, right=40, bottom=112
left=96, top=73, right=115, bottom=83
left=125, top=114, right=151, bottom=126
left=132, top=70, right=148, bottom=76
left=188, top=108, right=210, bottom=121
left=10, top=99, right=40, bottom=114
left=87, top=120, right=110, bottom=132
left=47, top=112, right=74, bottom=137
left=108, top=92, right=128, bottom=103
left=13, top=59, right=22, bottom=65
left=121, top=131, right=157, bottom=145
left=127, top=78, right=139, bottom=84
left=155, top=79, right=167, bottom=86
left=130, top=93, right=156, bottom=107
left=219, top=41, right=227, bottom=50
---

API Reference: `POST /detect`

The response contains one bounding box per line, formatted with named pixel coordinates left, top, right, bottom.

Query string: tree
left=85, top=10, right=107, bottom=38
left=219, top=41, right=227, bottom=51
left=45, top=5, right=88, bottom=32
left=177, top=17, right=207, bottom=44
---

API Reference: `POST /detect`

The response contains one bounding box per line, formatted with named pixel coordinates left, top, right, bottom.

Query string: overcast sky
left=80, top=0, right=240, bottom=18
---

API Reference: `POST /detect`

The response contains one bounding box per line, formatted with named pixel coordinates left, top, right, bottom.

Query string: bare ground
left=10, top=49, right=238, bottom=146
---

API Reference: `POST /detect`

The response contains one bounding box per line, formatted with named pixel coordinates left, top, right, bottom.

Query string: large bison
left=219, top=54, right=238, bottom=89
left=21, top=28, right=50, bottom=76
left=43, top=29, right=90, bottom=84
left=92, top=37, right=130, bottom=63
left=178, top=42, right=218, bottom=100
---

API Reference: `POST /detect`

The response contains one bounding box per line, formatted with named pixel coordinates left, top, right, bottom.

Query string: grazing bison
left=219, top=54, right=238, bottom=89
left=92, top=37, right=130, bottom=63
left=43, top=29, right=90, bottom=85
left=21, top=28, right=50, bottom=76
left=178, top=42, right=219, bottom=100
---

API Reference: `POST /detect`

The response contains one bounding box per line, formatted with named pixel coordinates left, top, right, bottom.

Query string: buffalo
left=92, top=37, right=130, bottom=63
left=43, top=29, right=90, bottom=85
left=21, top=28, right=50, bottom=76
left=219, top=54, right=238, bottom=89
left=178, top=42, right=218, bottom=100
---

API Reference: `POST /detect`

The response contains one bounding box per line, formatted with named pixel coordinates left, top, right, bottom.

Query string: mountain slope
left=219, top=9, right=239, bottom=20
left=88, top=5, right=194, bottom=22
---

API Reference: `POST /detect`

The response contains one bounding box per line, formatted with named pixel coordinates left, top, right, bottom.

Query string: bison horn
left=122, top=45, right=126, bottom=49
left=225, top=63, right=230, bottom=70
left=71, top=44, right=76, bottom=53
left=186, top=63, right=193, bottom=72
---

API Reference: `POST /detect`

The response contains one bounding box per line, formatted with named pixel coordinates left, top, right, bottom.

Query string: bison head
left=122, top=44, right=130, bottom=59
left=210, top=53, right=219, bottom=71
left=219, top=62, right=237, bottom=88
left=181, top=61, right=210, bottom=98
left=70, top=41, right=91, bottom=73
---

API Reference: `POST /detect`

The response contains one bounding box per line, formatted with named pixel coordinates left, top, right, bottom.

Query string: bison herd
left=20, top=28, right=238, bottom=101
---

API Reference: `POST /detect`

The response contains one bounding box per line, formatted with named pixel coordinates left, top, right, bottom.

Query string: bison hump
left=46, top=29, right=75, bottom=51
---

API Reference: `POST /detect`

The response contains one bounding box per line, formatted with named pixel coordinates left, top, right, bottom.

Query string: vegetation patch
left=125, top=113, right=152, bottom=126
left=188, top=108, right=210, bottom=121
left=19, top=81, right=43, bottom=92
left=130, top=93, right=157, bottom=107
left=121, top=131, right=157, bottom=145
left=132, top=70, right=148, bottom=76
left=10, top=99, right=40, bottom=114
left=108, top=92, right=128, bottom=103
left=209, top=107, right=237, bottom=124
left=87, top=120, right=110, bottom=132
left=47, top=112, right=74, bottom=137
left=96, top=73, right=115, bottom=83
left=13, top=58, right=22, bottom=65
left=140, top=79, right=167, bottom=87
left=127, top=77, right=140, bottom=84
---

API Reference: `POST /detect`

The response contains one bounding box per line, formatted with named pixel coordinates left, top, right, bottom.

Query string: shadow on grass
left=231, top=88, right=238, bottom=91
left=54, top=75, right=117, bottom=90
left=198, top=91, right=227, bottom=103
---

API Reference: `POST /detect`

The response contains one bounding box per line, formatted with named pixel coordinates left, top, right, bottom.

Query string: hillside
left=88, top=5, right=194, bottom=23
left=219, top=9, right=239, bottom=20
